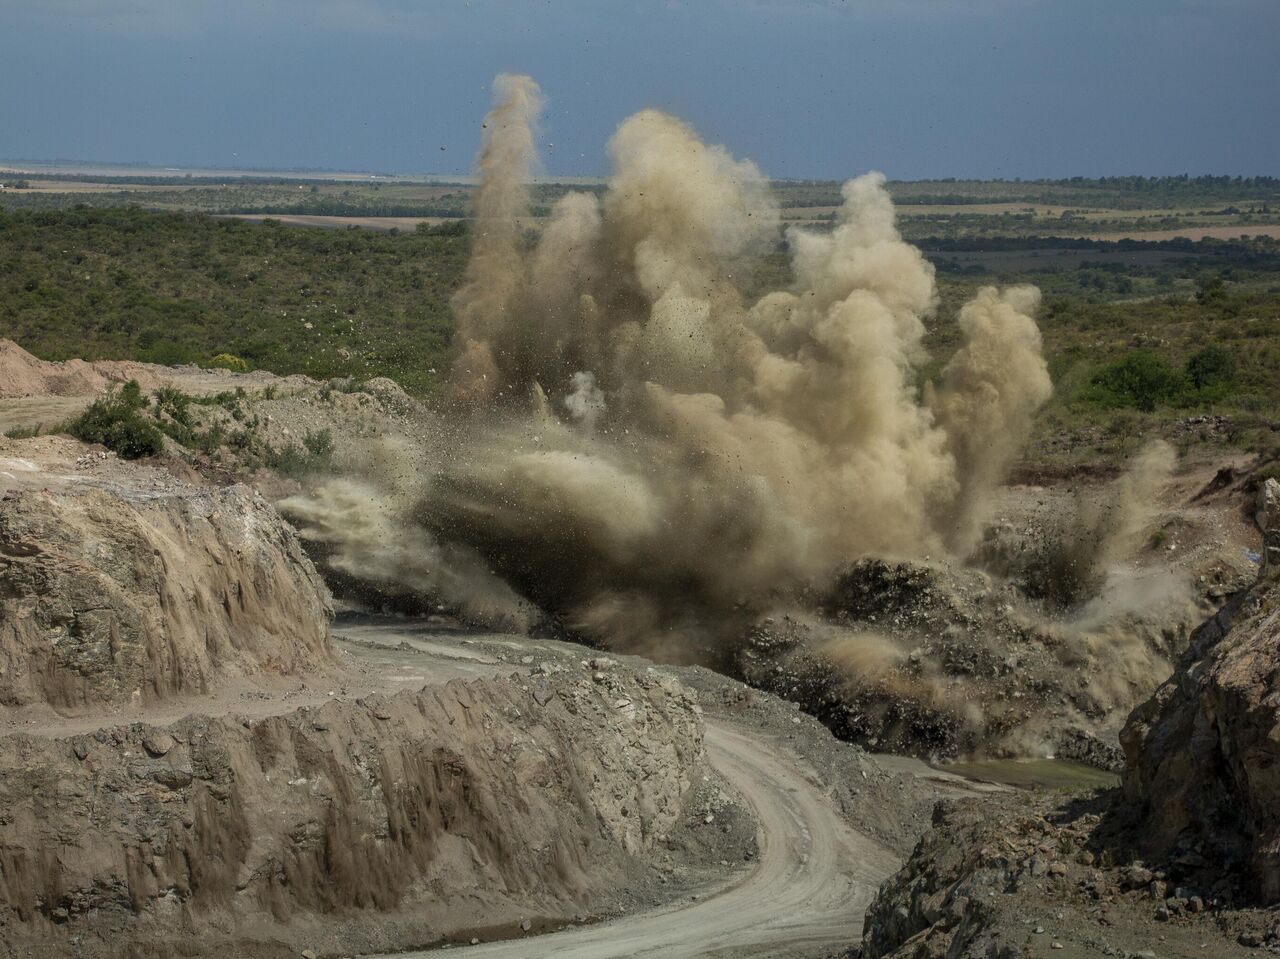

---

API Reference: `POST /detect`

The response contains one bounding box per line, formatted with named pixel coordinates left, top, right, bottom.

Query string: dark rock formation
left=1120, top=567, right=1280, bottom=903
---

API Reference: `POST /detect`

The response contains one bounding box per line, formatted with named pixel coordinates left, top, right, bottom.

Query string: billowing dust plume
left=280, top=439, right=534, bottom=628
left=286, top=74, right=1053, bottom=659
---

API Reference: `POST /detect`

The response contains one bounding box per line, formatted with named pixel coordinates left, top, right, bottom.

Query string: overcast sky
left=0, top=0, right=1275, bottom=180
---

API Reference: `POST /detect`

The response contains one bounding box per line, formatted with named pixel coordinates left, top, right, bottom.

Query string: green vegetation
left=4, top=423, right=44, bottom=439
left=770, top=176, right=1280, bottom=240
left=1002, top=287, right=1280, bottom=460
left=0, top=207, right=466, bottom=393
left=209, top=353, right=250, bottom=372
left=3, top=186, right=1279, bottom=469
left=1070, top=343, right=1239, bottom=414
left=1086, top=352, right=1188, bottom=412
left=1186, top=344, right=1235, bottom=391
left=56, top=377, right=339, bottom=476
left=774, top=175, right=1280, bottom=210
left=1077, top=342, right=1245, bottom=414
left=263, top=428, right=335, bottom=478
left=66, top=380, right=164, bottom=459
left=5, top=174, right=1277, bottom=240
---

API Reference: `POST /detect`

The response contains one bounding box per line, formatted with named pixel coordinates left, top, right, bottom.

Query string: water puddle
left=934, top=757, right=1119, bottom=791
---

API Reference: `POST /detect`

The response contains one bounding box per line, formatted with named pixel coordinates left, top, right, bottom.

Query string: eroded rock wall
left=0, top=481, right=333, bottom=711
left=0, top=671, right=704, bottom=958
left=1120, top=571, right=1280, bottom=903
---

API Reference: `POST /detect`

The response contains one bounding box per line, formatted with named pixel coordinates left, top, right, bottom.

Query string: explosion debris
left=280, top=75, right=1217, bottom=760
left=287, top=74, right=1053, bottom=656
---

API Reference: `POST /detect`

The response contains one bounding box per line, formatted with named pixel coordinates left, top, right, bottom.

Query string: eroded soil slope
left=0, top=429, right=749, bottom=958
left=0, top=436, right=334, bottom=717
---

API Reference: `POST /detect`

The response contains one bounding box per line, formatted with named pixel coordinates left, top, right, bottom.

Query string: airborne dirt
left=1, top=73, right=1272, bottom=959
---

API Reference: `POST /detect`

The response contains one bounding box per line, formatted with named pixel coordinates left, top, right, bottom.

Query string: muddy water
left=935, top=758, right=1119, bottom=791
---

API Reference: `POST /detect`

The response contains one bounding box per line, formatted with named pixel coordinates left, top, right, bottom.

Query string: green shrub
left=1196, top=273, right=1227, bottom=304
left=262, top=443, right=308, bottom=477
left=303, top=428, right=334, bottom=458
left=1087, top=352, right=1187, bottom=412
left=67, top=381, right=164, bottom=459
left=209, top=353, right=250, bottom=373
left=103, top=417, right=166, bottom=459
left=151, top=385, right=193, bottom=427
left=261, top=431, right=334, bottom=479
left=1185, top=345, right=1236, bottom=390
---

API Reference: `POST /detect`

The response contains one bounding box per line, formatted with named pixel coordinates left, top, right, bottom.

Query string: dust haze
left=287, top=73, right=1091, bottom=662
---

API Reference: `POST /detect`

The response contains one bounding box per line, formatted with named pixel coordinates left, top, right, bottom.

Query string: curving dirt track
left=334, top=619, right=905, bottom=958
left=387, top=706, right=899, bottom=959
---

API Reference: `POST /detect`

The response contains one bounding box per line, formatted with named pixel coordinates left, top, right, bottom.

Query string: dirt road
left=398, top=722, right=897, bottom=959
left=337, top=620, right=900, bottom=959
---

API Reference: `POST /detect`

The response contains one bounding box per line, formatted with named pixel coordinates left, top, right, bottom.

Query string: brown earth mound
left=0, top=337, right=316, bottom=401
left=0, top=671, right=705, bottom=958
left=0, top=338, right=164, bottom=398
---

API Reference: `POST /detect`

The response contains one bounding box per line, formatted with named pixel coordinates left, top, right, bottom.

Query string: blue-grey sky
left=1, top=0, right=1275, bottom=180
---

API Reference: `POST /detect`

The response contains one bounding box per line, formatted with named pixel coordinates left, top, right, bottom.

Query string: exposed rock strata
left=0, top=479, right=334, bottom=712
left=1120, top=569, right=1280, bottom=903
left=0, top=671, right=704, bottom=958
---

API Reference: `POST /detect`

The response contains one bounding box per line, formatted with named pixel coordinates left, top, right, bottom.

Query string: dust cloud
left=1013, top=439, right=1181, bottom=610
left=280, top=439, right=534, bottom=630
left=286, top=74, right=1057, bottom=657
left=1052, top=440, right=1194, bottom=711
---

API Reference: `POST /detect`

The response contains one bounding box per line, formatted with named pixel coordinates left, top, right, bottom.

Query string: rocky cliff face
left=1120, top=566, right=1280, bottom=903
left=857, top=481, right=1280, bottom=958
left=0, top=671, right=704, bottom=958
left=0, top=452, right=334, bottom=713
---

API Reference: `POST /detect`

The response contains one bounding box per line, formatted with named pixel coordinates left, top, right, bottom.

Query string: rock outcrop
left=1119, top=565, right=1280, bottom=903
left=735, top=558, right=1189, bottom=760
left=0, top=670, right=705, bottom=958
left=859, top=789, right=1275, bottom=958
left=861, top=798, right=1046, bottom=959
left=858, top=480, right=1280, bottom=958
left=0, top=452, right=334, bottom=712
